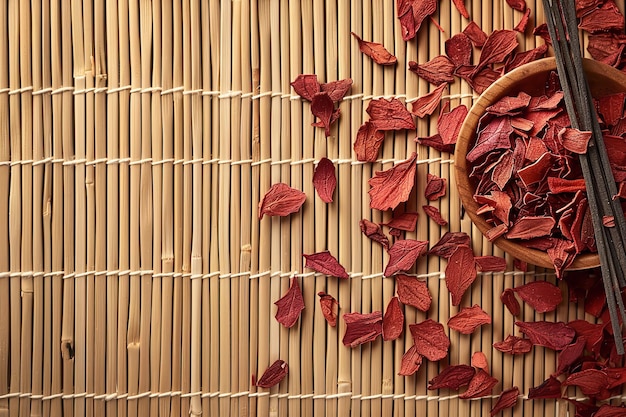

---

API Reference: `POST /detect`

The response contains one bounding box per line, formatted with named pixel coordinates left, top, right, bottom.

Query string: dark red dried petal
left=563, top=369, right=610, bottom=398
left=342, top=311, right=383, bottom=348
left=409, top=319, right=450, bottom=361
left=312, top=157, right=336, bottom=203
left=555, top=337, right=586, bottom=376
left=514, top=8, right=532, bottom=33
left=359, top=219, right=390, bottom=250
left=463, top=21, right=488, bottom=48
left=568, top=320, right=604, bottom=354
left=411, top=83, right=446, bottom=118
left=303, top=251, right=349, bottom=279
left=398, top=345, right=423, bottom=376
left=369, top=152, right=418, bottom=211
left=382, top=296, right=404, bottom=341
left=500, top=289, right=521, bottom=317
left=423, top=205, right=448, bottom=226
left=578, top=0, right=624, bottom=34
left=452, top=0, right=470, bottom=18
left=515, top=321, right=575, bottom=350
left=415, top=133, right=455, bottom=153
left=471, top=351, right=489, bottom=373
left=505, top=216, right=555, bottom=240
left=354, top=121, right=386, bottom=162
left=291, top=74, right=320, bottom=101
left=352, top=32, right=397, bottom=65
left=256, top=360, right=289, bottom=388
left=445, top=33, right=472, bottom=67
left=512, top=281, right=562, bottom=313
left=383, top=212, right=419, bottom=232
left=558, top=127, right=592, bottom=154
left=384, top=239, right=429, bottom=276
left=428, top=232, right=471, bottom=258
left=493, top=335, right=533, bottom=355
left=476, top=29, right=519, bottom=71
left=490, top=387, right=519, bottom=416
left=320, top=78, right=353, bottom=103
left=438, top=104, right=468, bottom=146
left=259, top=183, right=307, bottom=219
left=311, top=92, right=336, bottom=137
left=397, top=0, right=438, bottom=41
left=445, top=245, right=477, bottom=306
left=425, top=173, right=447, bottom=201
left=428, top=365, right=475, bottom=390
left=448, top=305, right=492, bottom=334
left=409, top=56, right=455, bottom=86
left=396, top=274, right=432, bottom=311
left=318, top=292, right=339, bottom=327
left=474, top=256, right=507, bottom=272
left=274, top=278, right=305, bottom=328
left=506, top=0, right=526, bottom=11
left=367, top=98, right=416, bottom=131
left=459, top=369, right=498, bottom=399
left=528, top=376, right=562, bottom=399
left=594, top=405, right=626, bottom=417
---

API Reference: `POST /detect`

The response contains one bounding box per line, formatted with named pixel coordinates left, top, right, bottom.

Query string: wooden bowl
left=455, top=57, right=626, bottom=270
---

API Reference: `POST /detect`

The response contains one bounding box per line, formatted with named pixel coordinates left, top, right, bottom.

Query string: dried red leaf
left=429, top=232, right=471, bottom=258
left=415, top=133, right=455, bottom=153
left=563, top=369, right=610, bottom=398
left=409, top=56, right=456, bottom=86
left=463, top=21, right=488, bottom=48
left=528, top=375, right=562, bottom=399
left=311, top=92, right=336, bottom=137
left=515, top=321, right=575, bottom=350
left=452, top=0, right=469, bottom=17
left=438, top=105, right=468, bottom=146
left=490, top=387, right=520, bottom=416
left=256, top=360, right=289, bottom=388
left=445, top=245, right=477, bottom=306
left=506, top=0, right=526, bottom=11
left=274, top=278, right=305, bottom=328
left=500, top=289, right=521, bottom=317
left=303, top=251, right=350, bottom=279
left=555, top=337, right=586, bottom=375
left=568, top=319, right=604, bottom=354
left=382, top=296, right=404, bottom=341
left=318, top=291, right=339, bottom=327
left=448, top=305, right=492, bottom=334
left=459, top=369, right=498, bottom=399
left=354, top=121, right=386, bottom=162
left=423, top=205, right=448, bottom=226
left=512, top=281, right=562, bottom=313
left=291, top=74, right=320, bottom=101
left=505, top=44, right=549, bottom=72
left=396, top=274, right=432, bottom=311
left=486, top=92, right=532, bottom=116
left=471, top=351, right=490, bottom=373
left=578, top=0, right=624, bottom=34
left=397, top=0, right=438, bottom=41
left=594, top=405, right=626, bottom=417
left=466, top=117, right=513, bottom=163
left=320, top=78, right=353, bottom=103
left=258, top=183, right=307, bottom=220
left=476, top=30, right=519, bottom=72
left=505, top=216, right=555, bottom=240
left=383, top=212, right=419, bottom=233
left=445, top=33, right=472, bottom=67
left=399, top=345, right=423, bottom=376
left=558, top=127, right=592, bottom=154
left=351, top=32, right=397, bottom=65
left=533, top=23, right=552, bottom=46
left=384, top=239, right=429, bottom=276
left=514, top=8, right=532, bottom=33
left=548, top=177, right=587, bottom=194
left=474, top=256, right=507, bottom=272
left=425, top=173, right=447, bottom=201
left=313, top=157, right=336, bottom=203
left=493, top=335, right=533, bottom=355
left=342, top=311, right=383, bottom=348
left=369, top=152, right=418, bottom=211
left=367, top=98, right=416, bottom=131
left=411, top=83, right=446, bottom=118
left=428, top=365, right=475, bottom=390
left=409, top=319, right=450, bottom=361
left=359, top=219, right=390, bottom=250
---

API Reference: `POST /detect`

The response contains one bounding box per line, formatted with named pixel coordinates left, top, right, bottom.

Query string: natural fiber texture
left=1, top=1, right=624, bottom=416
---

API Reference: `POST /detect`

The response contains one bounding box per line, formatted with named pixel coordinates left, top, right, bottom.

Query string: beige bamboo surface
left=1, top=1, right=625, bottom=416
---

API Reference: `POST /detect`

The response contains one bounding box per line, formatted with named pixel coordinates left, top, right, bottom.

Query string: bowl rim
left=454, top=57, right=626, bottom=271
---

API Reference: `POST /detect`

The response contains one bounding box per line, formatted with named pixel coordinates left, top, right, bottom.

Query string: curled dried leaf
left=409, top=56, right=455, bottom=86
left=354, top=121, right=386, bottom=162
left=493, top=335, right=533, bottom=355
left=311, top=92, right=336, bottom=137
left=500, top=288, right=521, bottom=316
left=291, top=74, right=320, bottom=101
left=351, top=32, right=397, bottom=65
left=512, top=281, right=562, bottom=313
left=399, top=345, right=423, bottom=376
left=490, top=387, right=520, bottom=416
left=425, top=173, right=447, bottom=201
left=515, top=321, right=575, bottom=350
left=429, top=232, right=471, bottom=258
left=474, top=256, right=507, bottom=272
left=423, top=205, right=448, bottom=226
left=318, top=292, right=339, bottom=327
left=359, top=219, right=390, bottom=250
left=445, top=245, right=477, bottom=306
left=471, top=351, right=489, bottom=373
left=459, top=369, right=498, bottom=399
left=411, top=83, right=447, bottom=118
left=367, top=98, right=416, bottom=131
left=528, top=376, right=562, bottom=399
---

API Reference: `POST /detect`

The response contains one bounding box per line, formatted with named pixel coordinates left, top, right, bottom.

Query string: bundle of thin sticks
left=542, top=0, right=626, bottom=353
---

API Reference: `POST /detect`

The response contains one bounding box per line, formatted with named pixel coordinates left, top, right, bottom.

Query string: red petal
left=256, top=360, right=289, bottom=388
left=369, top=152, right=418, bottom=211
left=568, top=319, right=604, bottom=354
left=476, top=29, right=519, bottom=71
left=311, top=92, right=336, bottom=137
left=512, top=281, right=562, bottom=313
left=514, top=8, right=532, bottom=33
left=303, top=251, right=349, bottom=279
left=438, top=104, right=468, bottom=146
left=384, top=239, right=429, bottom=276
left=428, top=365, right=475, bottom=390
left=258, top=183, right=307, bottom=219
left=448, top=305, right=492, bottom=334
left=474, top=256, right=507, bottom=272
left=515, top=321, right=575, bottom=350
left=493, top=335, right=533, bottom=355
left=547, top=177, right=586, bottom=194
left=354, top=121, right=386, bottom=162
left=382, top=212, right=419, bottom=232
left=425, top=173, right=447, bottom=201
left=367, top=98, right=416, bottom=131
left=423, top=205, right=448, bottom=226
left=312, top=157, right=337, bottom=203
left=555, top=337, right=586, bottom=376
left=274, top=278, right=305, bottom=328
left=397, top=0, right=437, bottom=41
left=490, top=387, right=520, bottom=416
left=351, top=32, right=397, bottom=65
left=445, top=33, right=472, bottom=67
left=291, top=74, right=320, bottom=101
left=359, top=219, right=390, bottom=250
left=411, top=83, right=446, bottom=118
left=558, top=127, right=592, bottom=154
left=500, top=288, right=521, bottom=317
left=528, top=376, right=562, bottom=399
left=594, top=405, right=626, bottom=417
left=342, top=311, right=383, bottom=348
left=398, top=345, right=423, bottom=376
left=318, top=291, right=339, bottom=327
left=382, top=296, right=404, bottom=341
left=459, top=369, right=498, bottom=399
left=320, top=78, right=353, bottom=102
left=408, top=56, right=455, bottom=86
left=506, top=0, right=526, bottom=11
left=463, top=21, right=488, bottom=48
left=428, top=232, right=471, bottom=258
left=578, top=1, right=624, bottom=34
left=396, top=274, right=432, bottom=311
left=409, top=319, right=450, bottom=361
left=563, top=369, right=610, bottom=398
left=452, top=0, right=470, bottom=18
left=505, top=216, right=555, bottom=240
left=445, top=245, right=477, bottom=306
left=471, top=351, right=489, bottom=373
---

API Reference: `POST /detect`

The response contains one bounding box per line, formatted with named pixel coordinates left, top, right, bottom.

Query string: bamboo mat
left=1, top=1, right=624, bottom=417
